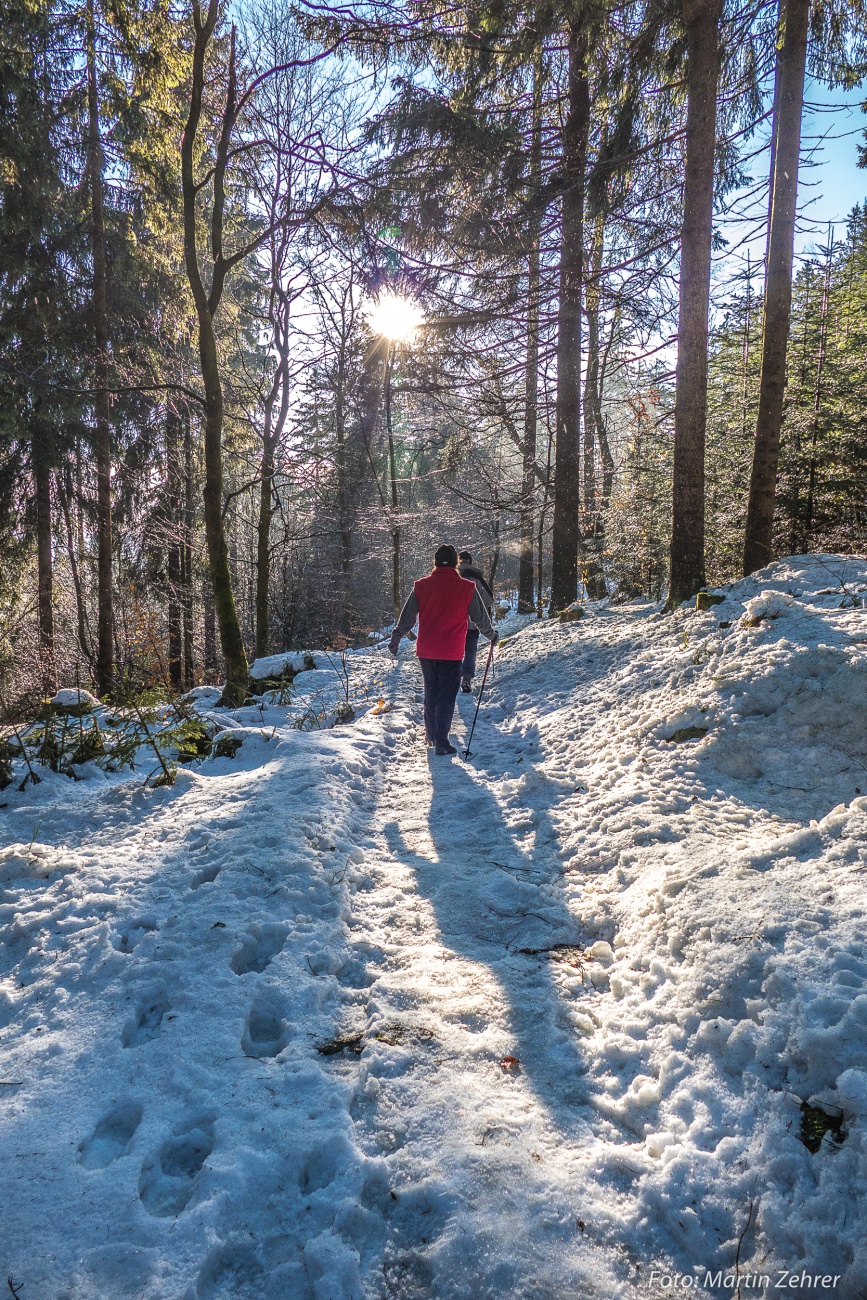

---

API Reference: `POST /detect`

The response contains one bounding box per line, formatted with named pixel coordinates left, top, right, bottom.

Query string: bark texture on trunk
left=518, top=43, right=543, bottom=614
left=742, top=0, right=809, bottom=575
left=667, top=0, right=721, bottom=607
left=181, top=11, right=249, bottom=705
left=86, top=0, right=113, bottom=696
left=550, top=13, right=589, bottom=614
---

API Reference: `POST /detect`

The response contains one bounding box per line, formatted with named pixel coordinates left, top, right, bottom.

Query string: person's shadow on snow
left=383, top=752, right=593, bottom=1129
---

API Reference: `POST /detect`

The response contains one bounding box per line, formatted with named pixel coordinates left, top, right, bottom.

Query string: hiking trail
left=2, top=555, right=867, bottom=1297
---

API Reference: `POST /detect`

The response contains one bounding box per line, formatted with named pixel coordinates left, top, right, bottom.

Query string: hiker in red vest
left=388, top=544, right=498, bottom=755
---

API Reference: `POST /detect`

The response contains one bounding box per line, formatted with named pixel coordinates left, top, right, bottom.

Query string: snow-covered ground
left=2, top=554, right=866, bottom=1298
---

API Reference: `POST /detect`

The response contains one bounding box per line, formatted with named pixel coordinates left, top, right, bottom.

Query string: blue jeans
left=419, top=659, right=461, bottom=747
left=461, top=628, right=480, bottom=680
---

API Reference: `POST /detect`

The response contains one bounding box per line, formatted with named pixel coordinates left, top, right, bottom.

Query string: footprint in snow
left=78, top=1100, right=143, bottom=1168
left=195, top=1241, right=264, bottom=1300
left=255, top=832, right=282, bottom=849
left=241, top=994, right=292, bottom=1058
left=122, top=993, right=170, bottom=1047
left=111, top=917, right=158, bottom=953
left=230, top=923, right=288, bottom=975
left=450, top=1011, right=488, bottom=1033
left=138, top=1116, right=214, bottom=1217
left=337, top=953, right=377, bottom=989
left=298, top=1132, right=353, bottom=1194
left=191, top=863, right=220, bottom=889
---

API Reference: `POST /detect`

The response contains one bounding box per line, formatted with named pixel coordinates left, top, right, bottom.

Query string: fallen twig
left=734, top=1197, right=755, bottom=1300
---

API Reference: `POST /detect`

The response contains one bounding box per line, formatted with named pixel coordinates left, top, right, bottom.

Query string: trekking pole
left=463, top=640, right=495, bottom=759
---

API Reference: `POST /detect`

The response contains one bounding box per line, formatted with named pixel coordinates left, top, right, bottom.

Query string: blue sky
left=713, top=80, right=866, bottom=292
left=796, top=80, right=867, bottom=252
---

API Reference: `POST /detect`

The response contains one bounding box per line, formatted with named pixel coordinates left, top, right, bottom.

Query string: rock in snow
left=50, top=687, right=101, bottom=710
left=249, top=650, right=321, bottom=680
left=2, top=552, right=866, bottom=1297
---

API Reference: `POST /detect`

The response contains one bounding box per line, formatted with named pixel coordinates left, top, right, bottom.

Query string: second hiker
left=388, top=544, right=497, bottom=755
left=457, top=550, right=495, bottom=693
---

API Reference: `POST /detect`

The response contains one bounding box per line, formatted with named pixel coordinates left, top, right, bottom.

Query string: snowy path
left=3, top=555, right=867, bottom=1298
left=339, top=667, right=621, bottom=1296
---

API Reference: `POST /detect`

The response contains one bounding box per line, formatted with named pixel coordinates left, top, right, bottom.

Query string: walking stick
left=463, top=639, right=495, bottom=759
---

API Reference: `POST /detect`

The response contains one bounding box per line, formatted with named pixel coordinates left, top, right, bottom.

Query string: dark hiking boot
left=460, top=677, right=472, bottom=693
left=435, top=742, right=457, bottom=756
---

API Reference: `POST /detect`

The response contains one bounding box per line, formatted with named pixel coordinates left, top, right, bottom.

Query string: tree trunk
left=204, top=597, right=217, bottom=678
left=582, top=214, right=607, bottom=599
left=742, top=0, right=810, bottom=575
left=741, top=249, right=753, bottom=440
left=550, top=14, right=589, bottom=614
left=165, top=406, right=182, bottom=690
left=596, top=311, right=616, bottom=505
left=255, top=285, right=291, bottom=659
left=86, top=0, right=113, bottom=696
left=255, top=426, right=274, bottom=661
left=334, top=354, right=353, bottom=634
left=385, top=345, right=401, bottom=619
left=804, top=233, right=832, bottom=544
left=488, top=506, right=501, bottom=589
left=34, top=438, right=55, bottom=694
left=667, top=0, right=721, bottom=607
left=518, top=42, right=543, bottom=614
left=182, top=408, right=194, bottom=687
left=537, top=422, right=554, bottom=615
left=56, top=469, right=93, bottom=667
left=582, top=223, right=601, bottom=519
left=181, top=11, right=248, bottom=705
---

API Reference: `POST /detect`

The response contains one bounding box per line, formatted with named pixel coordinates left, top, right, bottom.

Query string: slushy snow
left=1, top=553, right=866, bottom=1297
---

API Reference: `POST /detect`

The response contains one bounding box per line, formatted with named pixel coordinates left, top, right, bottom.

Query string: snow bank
left=489, top=552, right=867, bottom=1293
left=0, top=680, right=398, bottom=1297
left=698, top=551, right=867, bottom=613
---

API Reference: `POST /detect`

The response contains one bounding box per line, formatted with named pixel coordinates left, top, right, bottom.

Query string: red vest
left=414, top=567, right=475, bottom=660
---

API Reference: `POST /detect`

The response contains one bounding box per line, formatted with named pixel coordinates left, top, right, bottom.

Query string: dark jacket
left=459, top=563, right=494, bottom=628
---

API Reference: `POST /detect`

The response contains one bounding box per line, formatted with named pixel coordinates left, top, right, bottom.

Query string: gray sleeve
left=388, top=591, right=418, bottom=649
left=469, top=590, right=496, bottom=640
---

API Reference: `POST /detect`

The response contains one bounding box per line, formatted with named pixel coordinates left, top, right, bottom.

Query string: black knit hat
left=434, top=544, right=459, bottom=567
